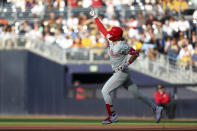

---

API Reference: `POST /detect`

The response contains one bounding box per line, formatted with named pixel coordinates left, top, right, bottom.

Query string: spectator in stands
left=177, top=16, right=190, bottom=36
left=67, top=15, right=79, bottom=30
left=131, top=37, right=143, bottom=50
left=0, top=25, right=11, bottom=39
left=169, top=16, right=179, bottom=38
left=108, top=16, right=120, bottom=27
left=183, top=38, right=194, bottom=52
left=154, top=85, right=176, bottom=119
left=43, top=31, right=55, bottom=45
left=160, top=13, right=170, bottom=25
left=78, top=14, right=88, bottom=27
left=177, top=32, right=186, bottom=48
left=96, top=33, right=106, bottom=46
left=146, top=13, right=156, bottom=26
left=144, top=0, right=153, bottom=13
left=148, top=27, right=156, bottom=43
left=67, top=0, right=78, bottom=7
left=191, top=31, right=197, bottom=46
left=179, top=42, right=193, bottom=68
left=82, top=0, right=92, bottom=8
left=14, top=0, right=26, bottom=9
left=25, top=0, right=35, bottom=9
left=137, top=11, right=146, bottom=29
left=48, top=12, right=56, bottom=24
left=191, top=0, right=197, bottom=6
left=165, top=37, right=179, bottom=66
left=0, top=24, right=17, bottom=47
left=45, top=0, right=53, bottom=8
left=155, top=0, right=164, bottom=16
left=71, top=36, right=83, bottom=48
left=104, top=0, right=114, bottom=19
left=127, top=16, right=138, bottom=38
left=26, top=21, right=42, bottom=39
left=92, top=0, right=102, bottom=7
left=19, top=21, right=32, bottom=35
left=162, top=0, right=173, bottom=11
left=193, top=10, right=197, bottom=34
left=154, top=24, right=164, bottom=52
left=162, top=21, right=173, bottom=39
left=165, top=37, right=179, bottom=59
left=81, top=33, right=93, bottom=48
left=53, top=0, right=66, bottom=8
left=56, top=16, right=65, bottom=30
left=172, top=0, right=188, bottom=12
left=55, top=28, right=65, bottom=46
left=0, top=18, right=8, bottom=26
left=31, top=0, right=45, bottom=17
left=58, top=35, right=73, bottom=49
left=48, top=12, right=58, bottom=33
left=192, top=43, right=197, bottom=72
left=92, top=38, right=104, bottom=54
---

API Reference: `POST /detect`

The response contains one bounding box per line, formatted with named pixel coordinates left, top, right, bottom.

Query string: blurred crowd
left=0, top=0, right=194, bottom=10
left=0, top=0, right=197, bottom=70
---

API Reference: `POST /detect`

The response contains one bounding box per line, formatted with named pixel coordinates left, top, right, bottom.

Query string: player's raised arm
left=90, top=8, right=108, bottom=37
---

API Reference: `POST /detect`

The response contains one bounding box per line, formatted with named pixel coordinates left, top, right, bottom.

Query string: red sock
left=105, top=104, right=116, bottom=116
left=106, top=104, right=112, bottom=116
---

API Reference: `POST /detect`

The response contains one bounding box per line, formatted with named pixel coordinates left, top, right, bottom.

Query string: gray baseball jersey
left=101, top=35, right=156, bottom=110
left=107, top=35, right=130, bottom=71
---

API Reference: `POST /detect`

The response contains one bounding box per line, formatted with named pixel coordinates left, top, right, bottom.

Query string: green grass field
left=0, top=117, right=197, bottom=126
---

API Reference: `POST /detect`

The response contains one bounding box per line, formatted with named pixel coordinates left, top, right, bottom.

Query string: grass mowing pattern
left=0, top=118, right=197, bottom=126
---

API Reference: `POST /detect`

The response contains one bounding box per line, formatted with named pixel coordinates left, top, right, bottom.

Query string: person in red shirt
left=67, top=0, right=78, bottom=7
left=154, top=85, right=170, bottom=105
left=154, top=85, right=176, bottom=119
left=92, top=0, right=102, bottom=7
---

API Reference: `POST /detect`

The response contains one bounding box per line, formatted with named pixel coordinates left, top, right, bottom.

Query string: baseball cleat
left=155, top=106, right=163, bottom=123
left=102, top=113, right=118, bottom=125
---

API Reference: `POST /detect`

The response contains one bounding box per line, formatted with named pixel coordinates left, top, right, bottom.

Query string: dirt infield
left=0, top=116, right=197, bottom=131
left=0, top=125, right=197, bottom=131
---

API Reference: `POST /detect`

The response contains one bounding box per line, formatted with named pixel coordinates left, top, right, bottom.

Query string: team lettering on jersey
left=109, top=49, right=119, bottom=57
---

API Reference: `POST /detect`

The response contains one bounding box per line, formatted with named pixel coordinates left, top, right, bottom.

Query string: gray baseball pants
left=101, top=70, right=156, bottom=110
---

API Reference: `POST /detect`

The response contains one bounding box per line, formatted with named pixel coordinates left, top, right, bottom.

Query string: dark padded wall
left=26, top=52, right=65, bottom=114
left=0, top=50, right=27, bottom=114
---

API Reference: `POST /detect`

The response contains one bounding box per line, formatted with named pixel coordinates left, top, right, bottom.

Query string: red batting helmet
left=108, top=26, right=123, bottom=41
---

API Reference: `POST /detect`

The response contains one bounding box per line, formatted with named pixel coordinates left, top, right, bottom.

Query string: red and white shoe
left=102, top=113, right=118, bottom=125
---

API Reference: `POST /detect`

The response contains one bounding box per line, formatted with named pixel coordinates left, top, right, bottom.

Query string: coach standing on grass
left=89, top=7, right=164, bottom=124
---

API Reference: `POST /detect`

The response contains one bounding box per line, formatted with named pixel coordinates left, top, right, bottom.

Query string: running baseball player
left=89, top=8, right=163, bottom=124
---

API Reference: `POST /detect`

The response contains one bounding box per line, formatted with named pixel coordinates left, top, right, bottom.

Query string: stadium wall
left=0, top=50, right=27, bottom=115
left=0, top=50, right=197, bottom=118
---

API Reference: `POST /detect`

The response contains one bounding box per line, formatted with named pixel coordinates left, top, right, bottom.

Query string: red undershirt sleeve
left=94, top=18, right=108, bottom=37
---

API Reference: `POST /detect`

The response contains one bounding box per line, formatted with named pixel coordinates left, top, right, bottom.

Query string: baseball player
left=89, top=8, right=163, bottom=124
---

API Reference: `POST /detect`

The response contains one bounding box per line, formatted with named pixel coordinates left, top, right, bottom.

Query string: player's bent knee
left=128, top=84, right=141, bottom=98
left=101, top=88, right=109, bottom=96
left=133, top=92, right=140, bottom=99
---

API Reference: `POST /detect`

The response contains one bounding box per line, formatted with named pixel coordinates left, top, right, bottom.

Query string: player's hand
left=115, top=62, right=130, bottom=72
left=90, top=7, right=96, bottom=18
left=131, top=50, right=139, bottom=57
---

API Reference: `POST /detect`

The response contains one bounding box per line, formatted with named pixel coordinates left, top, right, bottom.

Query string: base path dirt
left=0, top=125, right=197, bottom=131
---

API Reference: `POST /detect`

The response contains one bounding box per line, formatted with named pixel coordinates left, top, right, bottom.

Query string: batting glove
left=90, top=7, right=97, bottom=18
left=131, top=50, right=139, bottom=56
left=115, top=62, right=130, bottom=72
